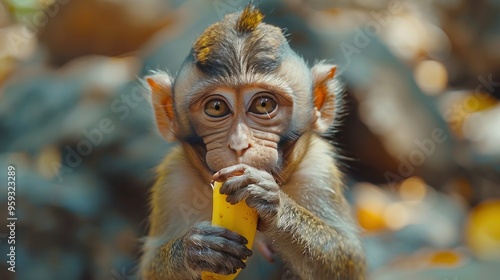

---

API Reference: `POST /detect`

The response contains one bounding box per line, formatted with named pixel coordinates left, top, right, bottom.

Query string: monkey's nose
left=230, top=143, right=251, bottom=158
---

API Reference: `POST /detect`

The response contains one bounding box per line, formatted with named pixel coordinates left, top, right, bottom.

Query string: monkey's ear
left=311, top=64, right=338, bottom=134
left=145, top=73, right=176, bottom=141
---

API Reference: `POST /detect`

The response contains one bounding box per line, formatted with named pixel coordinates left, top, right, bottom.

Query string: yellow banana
left=201, top=181, right=258, bottom=280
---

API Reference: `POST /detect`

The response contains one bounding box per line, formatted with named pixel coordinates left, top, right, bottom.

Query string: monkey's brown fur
left=140, top=5, right=366, bottom=280
left=192, top=6, right=285, bottom=79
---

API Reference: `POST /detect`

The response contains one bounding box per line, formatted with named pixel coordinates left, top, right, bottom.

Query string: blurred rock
left=37, top=0, right=174, bottom=66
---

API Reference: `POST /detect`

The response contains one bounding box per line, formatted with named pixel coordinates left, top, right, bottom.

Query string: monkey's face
left=146, top=6, right=340, bottom=177
left=187, top=86, right=294, bottom=172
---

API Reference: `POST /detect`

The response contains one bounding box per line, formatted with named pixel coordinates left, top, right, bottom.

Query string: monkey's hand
left=184, top=221, right=253, bottom=275
left=213, top=164, right=280, bottom=231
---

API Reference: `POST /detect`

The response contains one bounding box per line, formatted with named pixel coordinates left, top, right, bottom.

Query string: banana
left=201, top=181, right=258, bottom=280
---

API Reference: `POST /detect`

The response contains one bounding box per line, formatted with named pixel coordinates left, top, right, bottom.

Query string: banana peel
left=201, top=181, right=258, bottom=280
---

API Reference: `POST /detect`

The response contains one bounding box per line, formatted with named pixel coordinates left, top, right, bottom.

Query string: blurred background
left=1, top=0, right=500, bottom=279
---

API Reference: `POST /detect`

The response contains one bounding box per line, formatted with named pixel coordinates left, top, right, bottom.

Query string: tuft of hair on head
left=236, top=4, right=264, bottom=34
left=193, top=23, right=222, bottom=65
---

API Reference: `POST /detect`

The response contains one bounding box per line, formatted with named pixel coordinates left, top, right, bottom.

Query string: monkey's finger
left=246, top=196, right=279, bottom=210
left=246, top=184, right=280, bottom=204
left=225, top=183, right=279, bottom=205
left=189, top=235, right=252, bottom=260
left=203, top=235, right=253, bottom=259
left=213, top=164, right=250, bottom=181
left=219, top=174, right=256, bottom=195
left=193, top=223, right=249, bottom=245
left=246, top=197, right=279, bottom=229
left=232, top=181, right=278, bottom=196
left=225, top=187, right=249, bottom=205
left=190, top=249, right=247, bottom=275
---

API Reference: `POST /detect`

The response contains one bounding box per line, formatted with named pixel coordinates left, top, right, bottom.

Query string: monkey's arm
left=141, top=222, right=251, bottom=280
left=139, top=158, right=201, bottom=280
left=213, top=165, right=365, bottom=280
left=141, top=236, right=195, bottom=280
left=272, top=148, right=365, bottom=279
left=140, top=148, right=252, bottom=280
left=270, top=192, right=365, bottom=280
left=213, top=137, right=365, bottom=280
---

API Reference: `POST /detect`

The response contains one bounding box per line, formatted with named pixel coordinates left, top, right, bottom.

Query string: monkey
left=139, top=5, right=365, bottom=280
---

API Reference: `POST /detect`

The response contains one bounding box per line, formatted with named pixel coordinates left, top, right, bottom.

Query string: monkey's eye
left=204, top=99, right=230, bottom=118
left=249, top=95, right=277, bottom=115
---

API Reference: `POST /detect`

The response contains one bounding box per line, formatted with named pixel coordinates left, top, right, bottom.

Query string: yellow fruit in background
left=466, top=200, right=500, bottom=261
left=428, top=250, right=463, bottom=267
left=201, top=181, right=258, bottom=280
